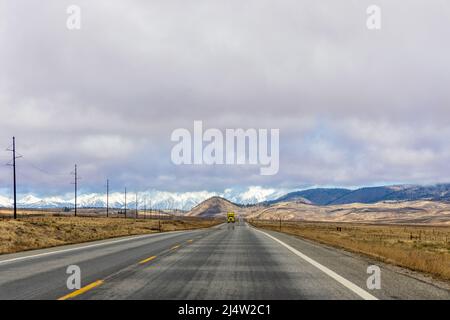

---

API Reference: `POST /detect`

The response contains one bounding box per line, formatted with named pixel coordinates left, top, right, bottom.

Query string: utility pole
left=158, top=209, right=161, bottom=232
left=135, top=192, right=138, bottom=220
left=7, top=137, right=21, bottom=219
left=149, top=200, right=152, bottom=219
left=73, top=165, right=78, bottom=217
left=13, top=137, right=17, bottom=219
left=124, top=187, right=127, bottom=218
left=106, top=179, right=109, bottom=218
left=143, top=195, right=147, bottom=219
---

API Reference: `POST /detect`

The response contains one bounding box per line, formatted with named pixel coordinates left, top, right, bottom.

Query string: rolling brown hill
left=188, top=196, right=450, bottom=225
left=186, top=196, right=242, bottom=218
left=246, top=200, right=450, bottom=224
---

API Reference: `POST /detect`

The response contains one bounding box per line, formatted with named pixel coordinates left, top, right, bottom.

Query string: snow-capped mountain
left=0, top=195, right=12, bottom=208
left=223, top=186, right=289, bottom=204
left=0, top=187, right=292, bottom=210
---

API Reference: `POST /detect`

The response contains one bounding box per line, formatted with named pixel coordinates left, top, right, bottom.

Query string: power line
left=21, top=157, right=68, bottom=177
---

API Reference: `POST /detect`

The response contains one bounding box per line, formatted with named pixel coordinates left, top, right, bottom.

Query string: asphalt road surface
left=0, top=221, right=449, bottom=300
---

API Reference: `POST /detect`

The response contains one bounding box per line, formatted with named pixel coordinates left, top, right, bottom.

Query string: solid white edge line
left=0, top=230, right=188, bottom=266
left=254, top=228, right=378, bottom=300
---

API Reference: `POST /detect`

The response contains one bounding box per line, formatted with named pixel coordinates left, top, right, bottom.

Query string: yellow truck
left=227, top=212, right=235, bottom=223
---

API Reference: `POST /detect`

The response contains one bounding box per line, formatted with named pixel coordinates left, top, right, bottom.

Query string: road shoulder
left=253, top=225, right=450, bottom=299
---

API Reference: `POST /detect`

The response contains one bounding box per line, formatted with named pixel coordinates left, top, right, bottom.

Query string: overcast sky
left=1, top=0, right=450, bottom=197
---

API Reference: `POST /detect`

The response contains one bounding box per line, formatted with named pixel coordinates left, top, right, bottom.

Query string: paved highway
left=0, top=221, right=448, bottom=300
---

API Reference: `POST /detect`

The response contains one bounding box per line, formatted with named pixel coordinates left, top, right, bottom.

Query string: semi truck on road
left=227, top=212, right=235, bottom=223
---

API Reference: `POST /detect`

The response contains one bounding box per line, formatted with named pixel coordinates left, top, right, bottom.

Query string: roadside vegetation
left=250, top=219, right=450, bottom=281
left=0, top=216, right=220, bottom=255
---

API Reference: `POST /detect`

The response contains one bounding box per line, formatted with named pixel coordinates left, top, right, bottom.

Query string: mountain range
left=266, top=184, right=450, bottom=205
left=2, top=184, right=450, bottom=210
left=0, top=187, right=288, bottom=210
left=185, top=185, right=450, bottom=224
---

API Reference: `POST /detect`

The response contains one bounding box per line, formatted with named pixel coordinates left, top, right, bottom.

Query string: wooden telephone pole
left=106, top=179, right=109, bottom=218
left=124, top=187, right=127, bottom=218
left=7, top=137, right=20, bottom=219
left=73, top=165, right=78, bottom=216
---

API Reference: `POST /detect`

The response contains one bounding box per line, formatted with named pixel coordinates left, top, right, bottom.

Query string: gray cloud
left=1, top=0, right=450, bottom=196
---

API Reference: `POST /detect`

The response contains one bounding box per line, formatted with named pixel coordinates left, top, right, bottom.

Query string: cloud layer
left=1, top=0, right=450, bottom=197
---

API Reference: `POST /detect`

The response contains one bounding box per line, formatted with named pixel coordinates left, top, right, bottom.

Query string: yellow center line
left=171, top=245, right=180, bottom=250
left=139, top=255, right=157, bottom=264
left=187, top=239, right=193, bottom=243
left=57, top=280, right=104, bottom=300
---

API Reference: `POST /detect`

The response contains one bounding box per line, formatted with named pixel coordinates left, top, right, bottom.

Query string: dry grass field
left=250, top=220, right=450, bottom=281
left=0, top=208, right=183, bottom=219
left=0, top=216, right=220, bottom=255
left=245, top=200, right=450, bottom=225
